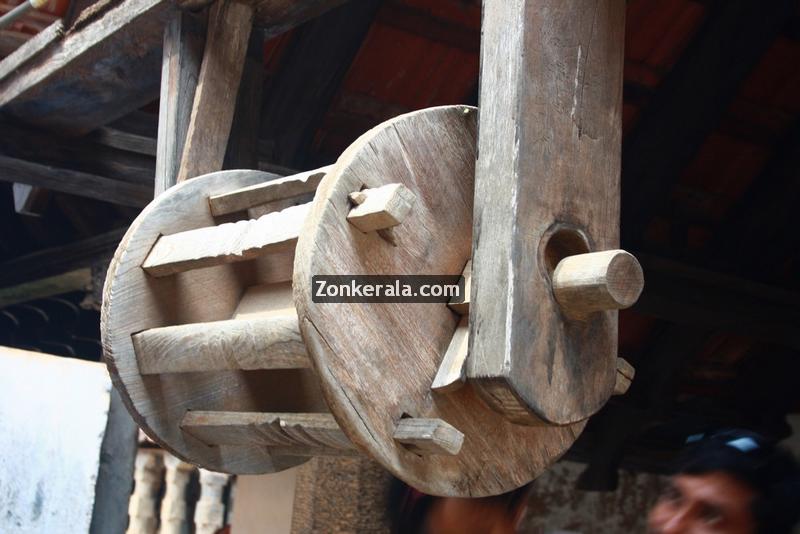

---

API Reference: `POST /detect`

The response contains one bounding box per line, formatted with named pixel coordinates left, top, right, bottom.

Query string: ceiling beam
left=0, top=228, right=127, bottom=288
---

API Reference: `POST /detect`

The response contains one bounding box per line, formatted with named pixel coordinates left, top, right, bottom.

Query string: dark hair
left=387, top=478, right=531, bottom=534
left=674, top=429, right=800, bottom=534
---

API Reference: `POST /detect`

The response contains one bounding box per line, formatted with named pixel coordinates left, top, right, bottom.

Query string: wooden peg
left=346, top=183, right=416, bottom=232
left=431, top=316, right=469, bottom=393
left=552, top=250, right=644, bottom=320
left=132, top=315, right=309, bottom=374
left=613, top=357, right=635, bottom=396
left=393, top=418, right=464, bottom=456
left=447, top=260, right=471, bottom=315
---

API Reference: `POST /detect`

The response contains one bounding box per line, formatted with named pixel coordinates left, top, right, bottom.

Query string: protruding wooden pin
left=613, top=357, right=635, bottom=396
left=552, top=249, right=644, bottom=320
left=393, top=418, right=464, bottom=456
left=347, top=183, right=416, bottom=233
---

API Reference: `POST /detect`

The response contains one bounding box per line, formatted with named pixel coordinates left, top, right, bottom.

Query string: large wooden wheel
left=294, top=106, right=585, bottom=497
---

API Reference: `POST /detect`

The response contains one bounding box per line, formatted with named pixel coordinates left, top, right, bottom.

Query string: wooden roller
left=102, top=106, right=642, bottom=497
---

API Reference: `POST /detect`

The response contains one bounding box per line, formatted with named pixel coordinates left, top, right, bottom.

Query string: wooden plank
left=0, top=0, right=176, bottom=134
left=468, top=0, right=625, bottom=425
left=0, top=120, right=155, bottom=186
left=208, top=166, right=328, bottom=216
left=621, top=0, right=796, bottom=246
left=223, top=36, right=265, bottom=170
left=0, top=154, right=152, bottom=208
left=141, top=202, right=309, bottom=277
left=181, top=411, right=355, bottom=456
left=431, top=315, right=469, bottom=394
left=0, top=268, right=91, bottom=308
left=133, top=315, right=309, bottom=374
left=393, top=418, right=464, bottom=456
left=0, top=227, right=125, bottom=288
left=177, top=0, right=254, bottom=182
left=258, top=0, right=381, bottom=166
left=155, top=10, right=207, bottom=195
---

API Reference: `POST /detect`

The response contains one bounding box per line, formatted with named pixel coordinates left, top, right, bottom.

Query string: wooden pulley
left=101, top=105, right=642, bottom=497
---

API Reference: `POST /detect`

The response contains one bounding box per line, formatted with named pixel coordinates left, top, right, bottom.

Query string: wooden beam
left=176, top=0, right=254, bottom=182
left=0, top=228, right=126, bottom=288
left=0, top=155, right=152, bottom=207
left=392, top=418, right=464, bottom=456
left=132, top=315, right=309, bottom=374
left=621, top=0, right=796, bottom=246
left=468, top=0, right=625, bottom=424
left=155, top=10, right=207, bottom=194
left=0, top=268, right=91, bottom=308
left=258, top=0, right=381, bottom=167
left=223, top=36, right=265, bottom=170
left=141, top=202, right=309, bottom=277
left=0, top=0, right=176, bottom=134
left=181, top=411, right=355, bottom=456
left=12, top=183, right=49, bottom=217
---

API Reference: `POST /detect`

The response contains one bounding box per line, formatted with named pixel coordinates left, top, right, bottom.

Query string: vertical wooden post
left=155, top=10, right=207, bottom=195
left=469, top=0, right=627, bottom=425
left=177, top=0, right=255, bottom=182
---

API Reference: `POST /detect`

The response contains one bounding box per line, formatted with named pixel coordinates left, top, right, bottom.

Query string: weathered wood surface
left=447, top=259, right=471, bottom=315
left=0, top=0, right=355, bottom=134
left=0, top=268, right=90, bottom=308
left=176, top=0, right=253, bottom=182
left=181, top=411, right=355, bottom=456
left=133, top=315, right=309, bottom=374
left=552, top=250, right=644, bottom=320
left=431, top=315, right=468, bottom=394
left=0, top=154, right=152, bottom=207
left=346, top=183, right=417, bottom=233
left=209, top=166, right=329, bottom=216
left=469, top=0, right=626, bottom=425
left=0, top=0, right=175, bottom=134
left=142, top=201, right=309, bottom=276
left=393, top=418, right=464, bottom=456
left=294, top=106, right=585, bottom=497
left=155, top=10, right=207, bottom=194
left=102, top=169, right=326, bottom=474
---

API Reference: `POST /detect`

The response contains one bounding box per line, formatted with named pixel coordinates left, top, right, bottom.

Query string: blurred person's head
left=388, top=478, right=530, bottom=534
left=648, top=429, right=800, bottom=534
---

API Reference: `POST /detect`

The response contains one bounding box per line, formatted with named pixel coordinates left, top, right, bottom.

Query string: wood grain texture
left=393, top=418, right=464, bottom=456
left=0, top=154, right=152, bottom=207
left=0, top=0, right=174, bottom=134
left=133, top=315, right=309, bottom=374
left=346, top=183, right=417, bottom=233
left=209, top=166, right=329, bottom=216
left=102, top=169, right=326, bottom=474
left=177, top=0, right=254, bottom=182
left=553, top=250, right=644, bottom=320
left=142, top=202, right=309, bottom=277
left=431, top=315, right=468, bottom=394
left=294, top=106, right=585, bottom=497
left=181, top=411, right=355, bottom=456
left=612, top=357, right=634, bottom=396
left=469, top=0, right=626, bottom=425
left=156, top=10, right=207, bottom=195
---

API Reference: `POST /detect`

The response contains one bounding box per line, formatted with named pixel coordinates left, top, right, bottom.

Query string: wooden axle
left=553, top=250, right=645, bottom=320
